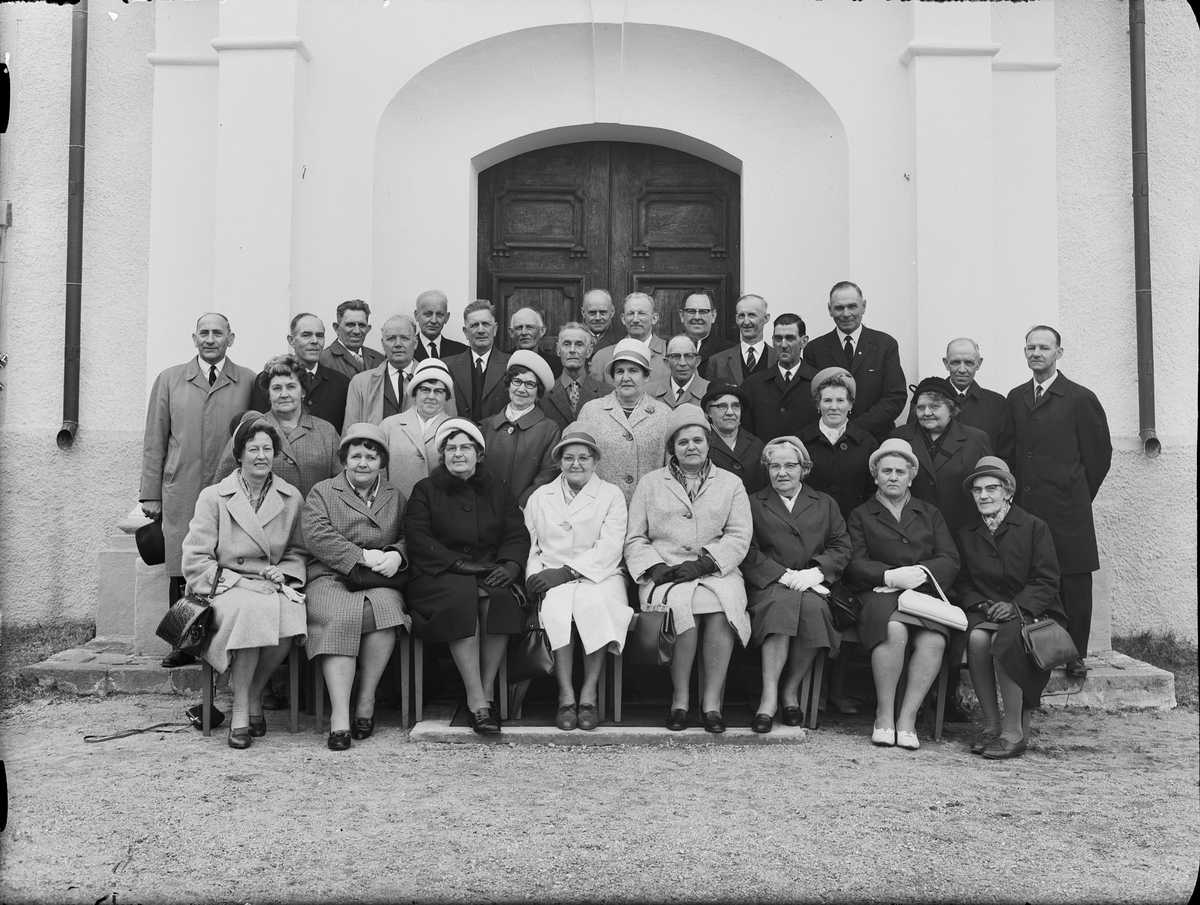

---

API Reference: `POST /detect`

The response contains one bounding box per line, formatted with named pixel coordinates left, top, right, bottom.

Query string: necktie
left=300, top=369, right=314, bottom=390
left=745, top=347, right=757, bottom=372
left=675, top=384, right=684, bottom=403
left=208, top=365, right=217, bottom=386
left=429, top=340, right=438, bottom=359
left=472, top=357, right=485, bottom=420
left=567, top=381, right=580, bottom=413
left=784, top=370, right=792, bottom=385
left=1035, top=385, right=1044, bottom=405
left=844, top=335, right=854, bottom=364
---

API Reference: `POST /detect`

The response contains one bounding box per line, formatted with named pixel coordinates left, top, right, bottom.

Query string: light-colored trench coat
left=577, top=392, right=671, bottom=507
left=524, top=474, right=632, bottom=654
left=181, top=472, right=308, bottom=673
left=380, top=409, right=448, bottom=500
left=624, top=464, right=753, bottom=644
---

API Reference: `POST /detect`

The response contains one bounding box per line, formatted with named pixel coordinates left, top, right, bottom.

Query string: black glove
left=451, top=559, right=498, bottom=575
left=644, top=563, right=674, bottom=586
left=526, top=567, right=572, bottom=597
left=670, top=554, right=717, bottom=584
left=484, top=561, right=521, bottom=588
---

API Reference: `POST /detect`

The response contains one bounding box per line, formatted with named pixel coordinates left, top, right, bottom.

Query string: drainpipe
left=1129, top=0, right=1160, bottom=458
left=57, top=0, right=87, bottom=450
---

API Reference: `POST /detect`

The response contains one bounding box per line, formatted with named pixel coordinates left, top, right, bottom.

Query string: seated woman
left=302, top=423, right=409, bottom=751
left=482, top=350, right=561, bottom=507
left=624, top=404, right=753, bottom=733
left=381, top=359, right=453, bottom=499
left=845, top=438, right=960, bottom=751
left=181, top=417, right=308, bottom=750
left=742, top=437, right=852, bottom=733
left=524, top=423, right=631, bottom=731
left=404, top=418, right=532, bottom=734
left=955, top=456, right=1065, bottom=760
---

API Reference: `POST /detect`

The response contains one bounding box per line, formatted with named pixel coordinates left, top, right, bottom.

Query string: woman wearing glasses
left=481, top=351, right=562, bottom=507
left=380, top=359, right=453, bottom=499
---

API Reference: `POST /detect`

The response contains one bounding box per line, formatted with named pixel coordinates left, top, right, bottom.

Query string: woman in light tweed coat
left=302, top=423, right=409, bottom=751
left=624, top=404, right=753, bottom=734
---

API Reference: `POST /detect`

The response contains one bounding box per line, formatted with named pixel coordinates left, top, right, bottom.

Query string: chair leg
left=804, top=652, right=826, bottom=730
left=397, top=629, right=412, bottom=729
left=933, top=651, right=950, bottom=741
left=597, top=655, right=607, bottom=723
left=315, top=657, right=325, bottom=734
left=497, top=648, right=509, bottom=721
left=289, top=646, right=300, bottom=734
left=305, top=649, right=316, bottom=716
left=202, top=661, right=213, bottom=738
left=414, top=637, right=424, bottom=724
left=613, top=653, right=623, bottom=724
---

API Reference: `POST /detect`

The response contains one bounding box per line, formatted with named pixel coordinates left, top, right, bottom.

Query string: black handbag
left=155, top=567, right=221, bottom=657
left=623, top=583, right=679, bottom=666
left=824, top=582, right=862, bottom=632
left=507, top=596, right=554, bottom=683
left=342, top=562, right=408, bottom=592
left=1016, top=608, right=1078, bottom=671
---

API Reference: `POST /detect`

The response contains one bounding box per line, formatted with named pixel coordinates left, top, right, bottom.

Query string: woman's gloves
left=526, top=567, right=573, bottom=597
left=986, top=600, right=1018, bottom=622
left=665, top=554, right=718, bottom=584
left=884, top=565, right=927, bottom=590
left=484, top=561, right=521, bottom=588
left=372, top=550, right=404, bottom=578
left=644, top=563, right=674, bottom=586
left=451, top=559, right=498, bottom=575
left=780, top=566, right=826, bottom=593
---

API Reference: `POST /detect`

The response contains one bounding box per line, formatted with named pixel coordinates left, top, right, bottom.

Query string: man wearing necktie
left=250, top=313, right=351, bottom=432
left=1007, top=326, right=1111, bottom=680
left=539, top=322, right=608, bottom=431
left=443, top=299, right=511, bottom=424
left=706, top=293, right=778, bottom=385
left=412, top=289, right=469, bottom=362
left=741, top=313, right=819, bottom=442
left=802, top=281, right=907, bottom=442
left=345, top=314, right=448, bottom=425
left=646, top=334, right=710, bottom=409
left=318, top=299, right=386, bottom=379
left=139, top=313, right=257, bottom=668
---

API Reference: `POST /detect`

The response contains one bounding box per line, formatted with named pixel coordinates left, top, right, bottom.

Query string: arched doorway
left=477, top=141, right=741, bottom=352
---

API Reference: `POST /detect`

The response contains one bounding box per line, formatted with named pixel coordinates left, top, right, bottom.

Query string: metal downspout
left=1129, top=0, right=1160, bottom=458
left=57, top=0, right=87, bottom=449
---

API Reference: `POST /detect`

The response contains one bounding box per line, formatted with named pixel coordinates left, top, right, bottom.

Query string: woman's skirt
left=204, top=579, right=307, bottom=673
left=855, top=589, right=951, bottom=652
left=304, top=575, right=408, bottom=658
left=541, top=575, right=633, bottom=655
left=406, top=572, right=529, bottom=642
left=746, top=585, right=841, bottom=656
left=967, top=611, right=1057, bottom=708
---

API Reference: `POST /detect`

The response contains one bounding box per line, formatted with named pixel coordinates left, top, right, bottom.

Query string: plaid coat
left=302, top=471, right=409, bottom=657
left=216, top=410, right=341, bottom=499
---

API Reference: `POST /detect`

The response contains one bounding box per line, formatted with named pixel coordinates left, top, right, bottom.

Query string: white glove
left=362, top=548, right=385, bottom=569
left=372, top=550, right=404, bottom=577
left=884, top=566, right=927, bottom=590
left=780, top=567, right=825, bottom=593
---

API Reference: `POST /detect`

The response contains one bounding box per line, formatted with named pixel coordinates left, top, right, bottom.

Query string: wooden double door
left=478, top=141, right=741, bottom=353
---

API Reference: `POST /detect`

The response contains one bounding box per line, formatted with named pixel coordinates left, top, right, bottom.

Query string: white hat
left=434, top=417, right=486, bottom=452
left=869, top=437, right=920, bottom=473
left=507, top=349, right=555, bottom=393
left=606, top=337, right=653, bottom=378
left=409, top=359, right=454, bottom=398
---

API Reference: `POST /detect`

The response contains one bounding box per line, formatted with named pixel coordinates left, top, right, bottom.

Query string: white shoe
left=871, top=724, right=895, bottom=746
left=896, top=730, right=920, bottom=750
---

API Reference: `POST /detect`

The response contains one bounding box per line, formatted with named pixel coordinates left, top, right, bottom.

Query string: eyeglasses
left=560, top=454, right=594, bottom=466
left=708, top=402, right=741, bottom=412
left=415, top=385, right=447, bottom=397
left=767, top=462, right=802, bottom=473
left=681, top=308, right=713, bottom=317
left=665, top=353, right=700, bottom=362
left=509, top=377, right=540, bottom=390
left=915, top=403, right=948, bottom=414
left=971, top=483, right=1007, bottom=496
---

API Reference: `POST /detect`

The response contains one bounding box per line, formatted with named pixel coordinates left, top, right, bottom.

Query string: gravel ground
left=1, top=693, right=1196, bottom=904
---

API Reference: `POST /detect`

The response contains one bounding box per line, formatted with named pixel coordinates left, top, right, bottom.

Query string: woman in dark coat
left=404, top=418, right=532, bottom=735
left=742, top=437, right=852, bottom=733
left=845, top=438, right=960, bottom=751
left=702, top=383, right=768, bottom=495
left=955, top=456, right=1065, bottom=760
left=481, top=350, right=561, bottom=507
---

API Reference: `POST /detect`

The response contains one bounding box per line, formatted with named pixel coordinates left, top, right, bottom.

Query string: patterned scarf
left=983, top=500, right=1012, bottom=535
left=238, top=470, right=274, bottom=513
left=670, top=457, right=713, bottom=501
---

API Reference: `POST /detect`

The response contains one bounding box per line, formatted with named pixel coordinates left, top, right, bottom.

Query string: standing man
left=444, top=299, right=512, bottom=423
left=742, top=313, right=818, bottom=442
left=509, top=307, right=563, bottom=378
left=679, top=290, right=734, bottom=377
left=646, top=335, right=709, bottom=409
left=581, top=288, right=623, bottom=364
left=589, top=292, right=669, bottom=384
left=803, top=281, right=906, bottom=442
left=539, top=321, right=607, bottom=431
left=706, top=293, right=776, bottom=385
left=908, top=337, right=1013, bottom=461
left=318, top=299, right=385, bottom=379
left=345, top=314, right=442, bottom=425
left=140, top=313, right=258, bottom=668
left=1007, top=326, right=1111, bottom=679
left=412, top=289, right=468, bottom=361
left=250, top=313, right=351, bottom=432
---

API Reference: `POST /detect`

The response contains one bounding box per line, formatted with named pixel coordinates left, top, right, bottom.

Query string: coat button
left=237, top=557, right=244, bottom=564
left=830, top=484, right=839, bottom=492
left=562, top=522, right=573, bottom=531
left=902, top=538, right=909, bottom=544
left=683, top=512, right=692, bottom=519
left=683, top=544, right=693, bottom=552
left=1024, top=485, right=1031, bottom=492
left=779, top=407, right=786, bottom=413
left=625, top=475, right=633, bottom=484
left=840, top=443, right=848, bottom=450
left=464, top=504, right=473, bottom=511
left=625, top=434, right=633, bottom=441
left=1026, top=452, right=1033, bottom=458
left=734, top=463, right=742, bottom=471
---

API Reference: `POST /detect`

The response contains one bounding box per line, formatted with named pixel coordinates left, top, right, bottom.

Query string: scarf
left=983, top=500, right=1012, bottom=535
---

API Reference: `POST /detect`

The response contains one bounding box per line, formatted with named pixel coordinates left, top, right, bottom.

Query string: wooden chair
left=200, top=646, right=301, bottom=737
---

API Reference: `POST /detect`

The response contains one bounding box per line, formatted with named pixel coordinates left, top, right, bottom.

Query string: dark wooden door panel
left=479, top=141, right=739, bottom=347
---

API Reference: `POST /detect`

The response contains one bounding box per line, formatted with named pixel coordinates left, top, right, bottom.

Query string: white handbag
left=897, top=565, right=967, bottom=631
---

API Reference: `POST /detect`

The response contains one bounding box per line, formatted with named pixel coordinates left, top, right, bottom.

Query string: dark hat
left=135, top=519, right=165, bottom=566
left=910, top=376, right=958, bottom=404
left=700, top=382, right=750, bottom=412
left=229, top=410, right=264, bottom=437
left=961, top=456, right=1017, bottom=497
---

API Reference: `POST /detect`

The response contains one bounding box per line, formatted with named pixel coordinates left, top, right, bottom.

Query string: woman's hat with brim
left=551, top=421, right=603, bottom=462
left=868, top=437, right=920, bottom=473
left=664, top=403, right=711, bottom=451
left=961, top=455, right=1016, bottom=497
left=606, top=337, right=653, bottom=379
left=408, top=359, right=454, bottom=398
left=135, top=519, right=165, bottom=566
left=700, top=382, right=750, bottom=413
left=810, top=367, right=856, bottom=401
left=910, top=376, right=958, bottom=405
left=434, top=417, right=486, bottom=452
left=339, top=422, right=389, bottom=457
left=507, top=349, right=556, bottom=394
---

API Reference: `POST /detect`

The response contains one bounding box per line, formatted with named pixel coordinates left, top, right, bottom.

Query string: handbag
left=506, top=597, right=554, bottom=683
left=1015, top=608, right=1078, bottom=671
left=824, top=582, right=862, bottom=632
left=155, top=567, right=222, bottom=657
left=342, top=562, right=408, bottom=592
left=623, top=582, right=679, bottom=666
left=897, top=566, right=968, bottom=631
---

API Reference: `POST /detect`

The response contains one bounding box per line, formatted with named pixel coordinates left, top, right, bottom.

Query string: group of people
left=141, top=281, right=1112, bottom=760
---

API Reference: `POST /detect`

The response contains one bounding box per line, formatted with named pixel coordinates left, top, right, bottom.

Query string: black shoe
left=750, top=713, right=773, bottom=734
left=161, top=649, right=196, bottom=669
left=351, top=717, right=375, bottom=740
left=248, top=715, right=267, bottom=738
left=327, top=730, right=352, bottom=751
left=227, top=726, right=251, bottom=749
left=466, top=707, right=501, bottom=735
left=665, top=709, right=688, bottom=731
left=1064, top=659, right=1088, bottom=679
left=186, top=704, right=225, bottom=729
left=702, top=711, right=726, bottom=734
left=780, top=705, right=803, bottom=727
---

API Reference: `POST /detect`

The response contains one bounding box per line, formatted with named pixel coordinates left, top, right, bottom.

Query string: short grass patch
left=0, top=620, right=96, bottom=704
left=1113, top=631, right=1199, bottom=710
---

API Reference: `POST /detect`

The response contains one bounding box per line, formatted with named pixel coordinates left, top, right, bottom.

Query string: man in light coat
left=588, top=292, right=669, bottom=385
left=344, top=314, right=428, bottom=425
left=140, top=313, right=257, bottom=668
left=646, top=335, right=710, bottom=409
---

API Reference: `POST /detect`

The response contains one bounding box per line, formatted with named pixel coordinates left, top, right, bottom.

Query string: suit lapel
left=225, top=482, right=274, bottom=558
left=482, top=354, right=506, bottom=399
left=760, top=488, right=799, bottom=533
left=448, top=355, right=473, bottom=409
left=336, top=473, right=386, bottom=527
left=938, top=421, right=965, bottom=470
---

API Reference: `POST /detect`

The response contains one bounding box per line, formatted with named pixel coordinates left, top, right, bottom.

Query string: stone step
left=958, top=650, right=1176, bottom=710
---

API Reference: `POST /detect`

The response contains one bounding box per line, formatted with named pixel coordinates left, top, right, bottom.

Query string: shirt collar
left=778, top=364, right=799, bottom=381
left=473, top=349, right=492, bottom=368
left=198, top=357, right=227, bottom=375
left=1032, top=370, right=1059, bottom=393
left=740, top=339, right=767, bottom=356
left=672, top=374, right=695, bottom=392
left=819, top=420, right=847, bottom=444
left=838, top=325, right=864, bottom=347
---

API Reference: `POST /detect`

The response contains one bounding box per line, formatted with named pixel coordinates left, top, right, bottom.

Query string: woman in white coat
left=624, top=404, right=753, bottom=733
left=524, top=424, right=631, bottom=732
left=380, top=359, right=452, bottom=499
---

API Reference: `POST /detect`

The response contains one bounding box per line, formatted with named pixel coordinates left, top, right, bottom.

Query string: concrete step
left=18, top=641, right=208, bottom=696
left=959, top=650, right=1176, bottom=710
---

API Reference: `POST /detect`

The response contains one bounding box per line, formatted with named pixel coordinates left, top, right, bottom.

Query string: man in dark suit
left=444, top=299, right=511, bottom=424
left=742, top=313, right=818, bottom=442
left=907, top=337, right=1013, bottom=461
left=540, top=321, right=607, bottom=431
left=251, top=313, right=351, bottom=432
left=707, top=293, right=777, bottom=385
left=803, top=281, right=906, bottom=442
left=412, top=289, right=469, bottom=361
left=680, top=290, right=735, bottom=378
left=582, top=288, right=623, bottom=365
left=318, top=299, right=386, bottom=379
left=509, top=306, right=563, bottom=379
left=1007, top=326, right=1111, bottom=679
